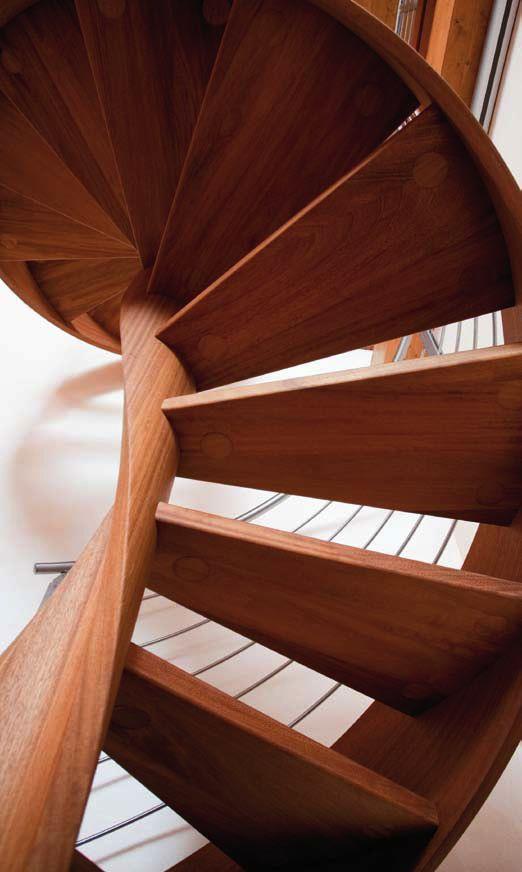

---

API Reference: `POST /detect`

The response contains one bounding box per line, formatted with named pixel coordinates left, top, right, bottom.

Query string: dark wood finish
left=0, top=185, right=134, bottom=261
left=0, top=91, right=124, bottom=241
left=0, top=0, right=132, bottom=239
left=310, top=0, right=522, bottom=295
left=106, top=644, right=437, bottom=870
left=0, top=276, right=193, bottom=869
left=163, top=344, right=522, bottom=524
left=70, top=852, right=100, bottom=871
left=148, top=0, right=417, bottom=301
left=31, top=257, right=140, bottom=321
left=172, top=845, right=241, bottom=872
left=158, top=105, right=513, bottom=388
left=460, top=510, right=522, bottom=584
left=151, top=502, right=522, bottom=714
left=0, top=1, right=38, bottom=27
left=76, top=0, right=223, bottom=266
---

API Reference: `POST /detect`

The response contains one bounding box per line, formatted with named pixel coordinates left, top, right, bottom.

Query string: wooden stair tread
left=157, top=104, right=513, bottom=389
left=151, top=503, right=522, bottom=714
left=70, top=852, right=100, bottom=871
left=171, top=844, right=241, bottom=872
left=0, top=184, right=134, bottom=260
left=163, top=344, right=522, bottom=524
left=0, top=258, right=125, bottom=353
left=171, top=636, right=522, bottom=872
left=31, top=257, right=141, bottom=321
left=0, top=0, right=132, bottom=240
left=331, top=636, right=522, bottom=871
left=106, top=644, right=438, bottom=870
left=76, top=0, right=224, bottom=266
left=148, top=0, right=417, bottom=302
left=0, top=92, right=126, bottom=243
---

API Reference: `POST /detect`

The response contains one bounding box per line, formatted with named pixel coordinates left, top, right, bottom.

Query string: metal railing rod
left=140, top=618, right=210, bottom=649
left=76, top=802, right=167, bottom=847
left=287, top=681, right=342, bottom=729
left=235, top=658, right=293, bottom=700
left=192, top=640, right=256, bottom=677
left=34, top=561, right=74, bottom=575
left=432, top=519, right=458, bottom=565
left=235, top=492, right=289, bottom=522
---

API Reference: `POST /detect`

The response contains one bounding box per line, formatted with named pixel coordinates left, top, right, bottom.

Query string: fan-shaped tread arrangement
left=0, top=91, right=127, bottom=241
left=148, top=0, right=418, bottom=302
left=158, top=104, right=514, bottom=388
left=75, top=0, right=225, bottom=266
left=0, top=0, right=131, bottom=239
left=0, top=1, right=521, bottom=871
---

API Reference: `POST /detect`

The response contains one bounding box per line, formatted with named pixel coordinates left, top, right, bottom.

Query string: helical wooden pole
left=0, top=272, right=192, bottom=870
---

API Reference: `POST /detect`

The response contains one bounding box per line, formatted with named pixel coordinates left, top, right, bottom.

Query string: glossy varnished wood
left=70, top=852, right=101, bottom=871
left=310, top=0, right=522, bottom=293
left=0, top=0, right=132, bottom=239
left=359, top=0, right=398, bottom=30
left=148, top=0, right=417, bottom=301
left=0, top=91, right=125, bottom=241
left=70, top=310, right=121, bottom=352
left=2, top=259, right=70, bottom=331
left=0, top=275, right=192, bottom=870
left=151, top=503, right=522, bottom=714
left=0, top=1, right=520, bottom=868
left=158, top=105, right=513, bottom=388
left=86, top=290, right=125, bottom=343
left=173, top=845, right=241, bottom=872
left=0, top=260, right=117, bottom=353
left=31, top=256, right=140, bottom=321
left=163, top=344, right=522, bottom=524
left=0, top=184, right=134, bottom=260
left=106, top=644, right=437, bottom=870
left=76, top=0, right=224, bottom=266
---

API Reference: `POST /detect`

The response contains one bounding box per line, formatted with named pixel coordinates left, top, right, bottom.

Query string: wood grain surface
left=31, top=256, right=141, bottom=321
left=158, top=105, right=513, bottom=388
left=163, top=344, right=522, bottom=524
left=0, top=0, right=132, bottom=239
left=0, top=184, right=134, bottom=260
left=0, top=274, right=192, bottom=870
left=106, top=644, right=437, bottom=870
left=151, top=503, right=522, bottom=713
left=0, top=91, right=125, bottom=241
left=76, top=0, right=223, bottom=265
left=148, top=0, right=417, bottom=301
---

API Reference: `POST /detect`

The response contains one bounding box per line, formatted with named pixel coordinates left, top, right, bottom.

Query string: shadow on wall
left=8, top=361, right=124, bottom=561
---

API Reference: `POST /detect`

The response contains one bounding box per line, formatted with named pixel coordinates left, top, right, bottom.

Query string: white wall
left=489, top=8, right=522, bottom=185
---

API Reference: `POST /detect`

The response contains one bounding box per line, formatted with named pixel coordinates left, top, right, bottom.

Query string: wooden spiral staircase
left=0, top=1, right=521, bottom=869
